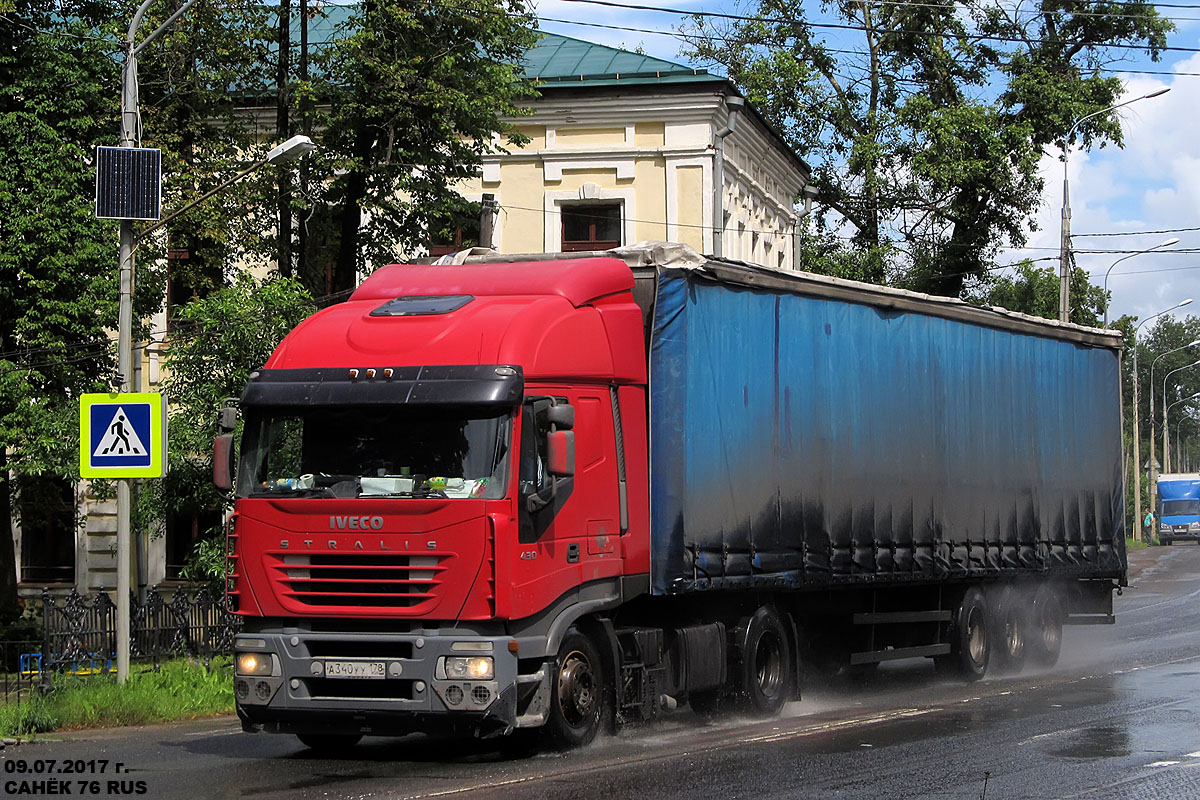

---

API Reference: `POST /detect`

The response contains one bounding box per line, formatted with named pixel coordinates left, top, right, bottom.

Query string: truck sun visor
left=240, top=364, right=523, bottom=406
left=370, top=295, right=474, bottom=316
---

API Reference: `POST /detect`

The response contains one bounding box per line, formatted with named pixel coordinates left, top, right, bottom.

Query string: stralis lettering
left=279, top=539, right=392, bottom=550
left=329, top=515, right=384, bottom=530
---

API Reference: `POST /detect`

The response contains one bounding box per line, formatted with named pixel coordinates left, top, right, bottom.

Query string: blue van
left=1157, top=473, right=1200, bottom=545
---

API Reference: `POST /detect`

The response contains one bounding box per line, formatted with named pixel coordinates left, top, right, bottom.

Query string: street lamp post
left=1102, top=237, right=1180, bottom=327
left=1150, top=342, right=1200, bottom=518
left=1059, top=87, right=1170, bottom=322
left=1164, top=362, right=1200, bottom=473
left=1131, top=298, right=1192, bottom=542
left=1166, top=391, right=1200, bottom=477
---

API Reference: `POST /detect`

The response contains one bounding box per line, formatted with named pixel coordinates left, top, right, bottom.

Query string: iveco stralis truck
left=217, top=243, right=1126, bottom=751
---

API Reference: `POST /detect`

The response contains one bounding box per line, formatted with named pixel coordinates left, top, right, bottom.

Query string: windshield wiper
left=252, top=486, right=336, bottom=498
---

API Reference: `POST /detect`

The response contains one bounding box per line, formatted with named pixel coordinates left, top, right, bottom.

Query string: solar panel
left=95, top=147, right=162, bottom=220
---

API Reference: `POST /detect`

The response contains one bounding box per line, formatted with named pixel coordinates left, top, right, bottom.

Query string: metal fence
left=0, top=586, right=241, bottom=704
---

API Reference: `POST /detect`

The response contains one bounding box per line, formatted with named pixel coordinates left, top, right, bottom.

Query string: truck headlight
left=236, top=653, right=273, bottom=676
left=445, top=656, right=494, bottom=681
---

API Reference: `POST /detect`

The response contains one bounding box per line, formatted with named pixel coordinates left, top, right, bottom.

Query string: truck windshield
left=237, top=405, right=511, bottom=500
left=1160, top=499, right=1200, bottom=517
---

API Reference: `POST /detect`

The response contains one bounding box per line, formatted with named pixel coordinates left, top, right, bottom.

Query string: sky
left=531, top=0, right=1200, bottom=330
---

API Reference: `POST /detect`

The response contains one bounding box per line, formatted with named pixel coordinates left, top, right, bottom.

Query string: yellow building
left=455, top=33, right=812, bottom=267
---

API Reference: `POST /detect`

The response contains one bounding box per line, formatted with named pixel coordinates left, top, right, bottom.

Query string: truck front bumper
left=233, top=628, right=528, bottom=738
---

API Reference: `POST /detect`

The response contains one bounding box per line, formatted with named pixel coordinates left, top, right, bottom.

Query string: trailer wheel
left=738, top=606, right=794, bottom=716
left=937, top=587, right=990, bottom=680
left=1029, top=586, right=1064, bottom=668
left=296, top=733, right=362, bottom=752
left=545, top=627, right=606, bottom=749
left=993, top=590, right=1028, bottom=673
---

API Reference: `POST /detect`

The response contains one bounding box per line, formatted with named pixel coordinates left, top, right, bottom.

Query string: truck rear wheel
left=993, top=589, right=1028, bottom=673
left=545, top=627, right=606, bottom=749
left=937, top=587, right=990, bottom=680
left=738, top=606, right=794, bottom=716
left=1029, top=585, right=1064, bottom=667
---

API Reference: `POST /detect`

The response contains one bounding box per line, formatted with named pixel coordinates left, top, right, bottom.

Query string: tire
left=737, top=606, right=794, bottom=716
left=296, top=733, right=362, bottom=752
left=545, top=627, right=607, bottom=749
left=993, top=589, right=1028, bottom=673
left=1162, top=538, right=1173, bottom=546
left=937, top=587, right=990, bottom=680
left=1029, top=585, right=1064, bottom=668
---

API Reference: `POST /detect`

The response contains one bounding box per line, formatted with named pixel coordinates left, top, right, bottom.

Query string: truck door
left=511, top=391, right=622, bottom=617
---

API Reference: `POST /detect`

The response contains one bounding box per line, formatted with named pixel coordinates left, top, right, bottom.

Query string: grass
left=1126, top=536, right=1149, bottom=550
left=0, top=658, right=234, bottom=737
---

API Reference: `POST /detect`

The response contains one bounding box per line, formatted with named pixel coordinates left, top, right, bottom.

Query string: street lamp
left=1131, top=297, right=1192, bottom=542
left=1166, top=391, right=1200, bottom=475
left=1102, top=237, right=1180, bottom=327
left=1150, top=341, right=1200, bottom=517
left=1164, top=363, right=1200, bottom=473
left=1059, top=87, right=1170, bottom=322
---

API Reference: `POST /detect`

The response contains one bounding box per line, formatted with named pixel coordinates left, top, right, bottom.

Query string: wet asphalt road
left=6, top=545, right=1200, bottom=800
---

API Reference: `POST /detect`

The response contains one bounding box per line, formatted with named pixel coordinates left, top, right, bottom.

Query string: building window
left=19, top=476, right=75, bottom=584
left=429, top=198, right=482, bottom=257
left=561, top=204, right=621, bottom=252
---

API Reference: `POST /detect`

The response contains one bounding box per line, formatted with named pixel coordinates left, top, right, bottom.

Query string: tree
left=683, top=0, right=1172, bottom=295
left=296, top=0, right=538, bottom=296
left=0, top=1, right=160, bottom=622
left=964, top=260, right=1104, bottom=326
left=138, top=275, right=315, bottom=581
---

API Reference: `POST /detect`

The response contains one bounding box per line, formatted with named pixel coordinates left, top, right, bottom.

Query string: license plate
left=324, top=660, right=385, bottom=679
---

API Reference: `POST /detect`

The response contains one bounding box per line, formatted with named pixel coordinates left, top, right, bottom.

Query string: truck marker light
left=383, top=368, right=394, bottom=379
left=508, top=640, right=520, bottom=654
left=366, top=368, right=377, bottom=379
left=349, top=369, right=359, bottom=379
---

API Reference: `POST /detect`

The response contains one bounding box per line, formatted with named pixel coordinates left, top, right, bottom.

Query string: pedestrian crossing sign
left=80, top=392, right=167, bottom=478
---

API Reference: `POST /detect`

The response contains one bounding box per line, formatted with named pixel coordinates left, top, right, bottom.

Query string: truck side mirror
left=547, top=403, right=575, bottom=431
left=214, top=433, right=235, bottom=492
left=547, top=430, right=575, bottom=476
left=217, top=405, right=237, bottom=434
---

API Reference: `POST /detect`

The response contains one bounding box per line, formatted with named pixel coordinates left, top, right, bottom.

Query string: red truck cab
left=224, top=257, right=651, bottom=748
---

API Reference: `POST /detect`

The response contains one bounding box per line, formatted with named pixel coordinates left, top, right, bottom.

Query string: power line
left=1075, top=225, right=1200, bottom=237
left=552, top=0, right=1200, bottom=54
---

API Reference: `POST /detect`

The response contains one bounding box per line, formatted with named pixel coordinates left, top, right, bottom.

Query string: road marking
left=1147, top=760, right=1180, bottom=767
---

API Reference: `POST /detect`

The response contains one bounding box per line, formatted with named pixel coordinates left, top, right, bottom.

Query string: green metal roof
left=283, top=6, right=714, bottom=88
left=524, top=33, right=715, bottom=87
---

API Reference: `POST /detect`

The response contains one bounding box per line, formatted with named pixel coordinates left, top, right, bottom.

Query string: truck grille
left=268, top=552, right=448, bottom=611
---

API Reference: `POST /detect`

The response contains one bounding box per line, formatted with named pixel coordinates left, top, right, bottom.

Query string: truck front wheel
left=545, top=627, right=606, bottom=749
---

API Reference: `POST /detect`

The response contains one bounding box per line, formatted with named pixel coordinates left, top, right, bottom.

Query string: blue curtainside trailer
left=644, top=257, right=1126, bottom=595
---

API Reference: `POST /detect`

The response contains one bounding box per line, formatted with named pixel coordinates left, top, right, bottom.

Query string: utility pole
left=479, top=194, right=497, bottom=249
left=277, top=0, right=292, bottom=276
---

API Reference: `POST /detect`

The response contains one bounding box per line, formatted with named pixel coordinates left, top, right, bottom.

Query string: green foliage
left=684, top=0, right=1173, bottom=296
left=0, top=659, right=234, bottom=737
left=138, top=275, right=314, bottom=580
left=300, top=0, right=539, bottom=292
left=963, top=260, right=1105, bottom=326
